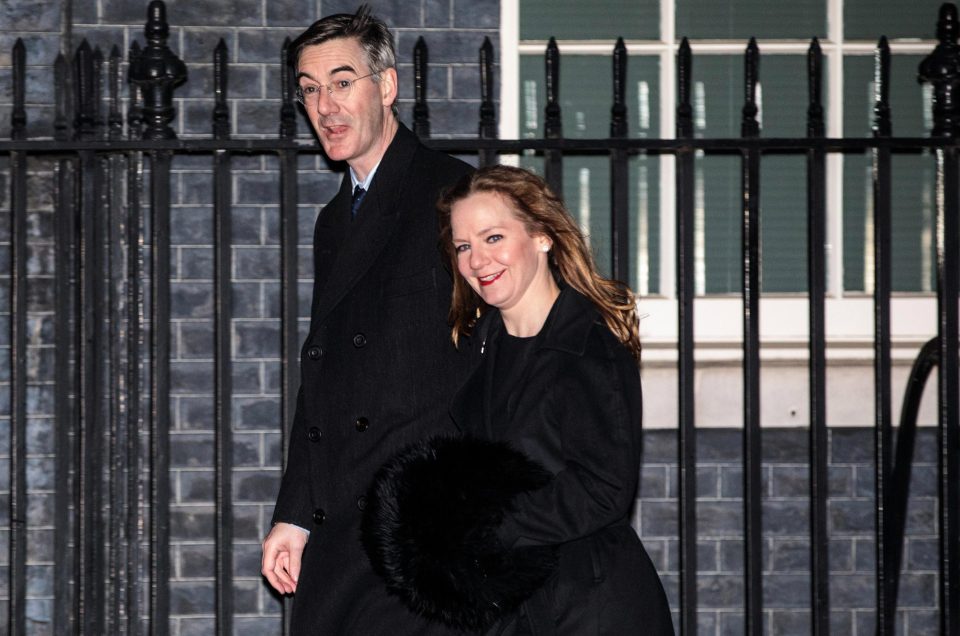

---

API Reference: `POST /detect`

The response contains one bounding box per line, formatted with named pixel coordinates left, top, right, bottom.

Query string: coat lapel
left=310, top=177, right=352, bottom=304
left=309, top=125, right=420, bottom=329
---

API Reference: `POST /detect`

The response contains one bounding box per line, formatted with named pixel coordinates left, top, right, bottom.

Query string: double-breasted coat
left=450, top=288, right=674, bottom=635
left=271, top=123, right=473, bottom=634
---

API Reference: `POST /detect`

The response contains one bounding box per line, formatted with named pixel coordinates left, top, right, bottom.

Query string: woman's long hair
left=437, top=165, right=642, bottom=360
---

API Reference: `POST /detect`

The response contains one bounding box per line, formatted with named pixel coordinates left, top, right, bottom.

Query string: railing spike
left=741, top=37, right=760, bottom=138
left=280, top=36, right=297, bottom=139
left=677, top=38, right=693, bottom=139
left=545, top=37, right=562, bottom=138
left=128, top=0, right=187, bottom=140
left=874, top=36, right=892, bottom=137
left=54, top=52, right=70, bottom=141
left=479, top=37, right=497, bottom=139
left=12, top=38, right=27, bottom=140
left=610, top=37, right=627, bottom=138
left=75, top=39, right=95, bottom=140
left=807, top=37, right=824, bottom=138
left=213, top=38, right=230, bottom=140
left=93, top=46, right=105, bottom=137
left=109, top=45, right=124, bottom=140
left=478, top=36, right=498, bottom=166
left=413, top=36, right=430, bottom=139
left=919, top=2, right=960, bottom=137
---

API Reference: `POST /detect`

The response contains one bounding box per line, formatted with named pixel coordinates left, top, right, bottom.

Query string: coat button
left=352, top=333, right=367, bottom=348
left=306, top=346, right=323, bottom=360
left=307, top=427, right=321, bottom=442
left=313, top=508, right=325, bottom=525
left=355, top=416, right=369, bottom=432
left=356, top=495, right=367, bottom=511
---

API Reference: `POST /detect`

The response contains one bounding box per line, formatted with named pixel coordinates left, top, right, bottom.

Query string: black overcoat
left=450, top=288, right=674, bottom=635
left=272, top=123, right=473, bottom=634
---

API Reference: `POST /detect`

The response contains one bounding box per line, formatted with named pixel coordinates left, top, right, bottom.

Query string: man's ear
left=379, top=67, right=398, bottom=108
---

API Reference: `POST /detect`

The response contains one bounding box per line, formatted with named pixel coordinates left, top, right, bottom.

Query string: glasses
left=296, top=72, right=378, bottom=105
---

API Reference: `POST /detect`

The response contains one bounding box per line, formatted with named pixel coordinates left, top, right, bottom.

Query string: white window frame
left=500, top=0, right=938, bottom=361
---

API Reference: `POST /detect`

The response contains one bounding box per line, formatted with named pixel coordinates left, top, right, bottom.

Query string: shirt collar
left=350, top=161, right=381, bottom=192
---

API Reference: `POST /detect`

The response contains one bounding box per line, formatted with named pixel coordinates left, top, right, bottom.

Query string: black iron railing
left=2, top=1, right=959, bottom=635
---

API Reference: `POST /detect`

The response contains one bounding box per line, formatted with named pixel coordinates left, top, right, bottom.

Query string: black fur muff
left=361, top=436, right=558, bottom=632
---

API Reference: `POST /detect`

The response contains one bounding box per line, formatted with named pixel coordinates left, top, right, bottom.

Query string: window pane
left=520, top=0, right=659, bottom=41
left=845, top=0, right=940, bottom=40
left=842, top=54, right=935, bottom=293
left=694, top=55, right=813, bottom=294
left=519, top=54, right=661, bottom=293
left=677, top=0, right=826, bottom=40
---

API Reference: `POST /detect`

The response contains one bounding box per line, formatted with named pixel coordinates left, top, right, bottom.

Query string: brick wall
left=640, top=429, right=940, bottom=635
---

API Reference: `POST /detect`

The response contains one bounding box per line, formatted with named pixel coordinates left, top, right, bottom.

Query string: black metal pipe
left=8, top=135, right=960, bottom=155
left=871, top=35, right=895, bottom=636
left=213, top=37, right=234, bottom=636
left=106, top=44, right=130, bottom=635
left=53, top=54, right=78, bottom=627
left=279, top=36, right=299, bottom=636
left=936, top=144, right=960, bottom=636
left=149, top=150, right=173, bottom=636
left=938, top=143, right=960, bottom=635
left=8, top=153, right=27, bottom=636
left=805, top=36, right=830, bottom=636
left=610, top=38, right=629, bottom=282
left=8, top=36, right=28, bottom=636
left=918, top=7, right=960, bottom=631
left=740, top=37, right=763, bottom=636
left=78, top=147, right=106, bottom=635
left=125, top=62, right=145, bottom=633
left=675, top=36, right=698, bottom=636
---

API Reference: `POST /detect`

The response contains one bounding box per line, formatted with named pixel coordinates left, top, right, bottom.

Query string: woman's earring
left=541, top=245, right=550, bottom=253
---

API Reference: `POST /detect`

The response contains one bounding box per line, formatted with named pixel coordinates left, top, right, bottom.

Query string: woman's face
left=450, top=191, right=554, bottom=319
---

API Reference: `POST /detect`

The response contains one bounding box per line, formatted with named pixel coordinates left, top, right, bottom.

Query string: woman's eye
left=302, top=85, right=319, bottom=95
left=454, top=244, right=470, bottom=254
left=486, top=234, right=503, bottom=243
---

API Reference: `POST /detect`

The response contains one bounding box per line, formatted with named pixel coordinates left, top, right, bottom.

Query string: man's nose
left=315, top=88, right=338, bottom=115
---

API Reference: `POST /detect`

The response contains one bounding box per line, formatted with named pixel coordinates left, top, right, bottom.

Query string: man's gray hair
left=289, top=4, right=396, bottom=75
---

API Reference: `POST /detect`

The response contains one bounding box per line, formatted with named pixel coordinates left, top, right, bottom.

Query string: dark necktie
left=351, top=185, right=367, bottom=218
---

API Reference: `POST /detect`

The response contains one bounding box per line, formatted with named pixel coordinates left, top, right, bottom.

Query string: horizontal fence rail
left=2, top=1, right=959, bottom=635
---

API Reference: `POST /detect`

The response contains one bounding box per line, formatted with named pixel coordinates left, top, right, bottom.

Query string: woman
left=363, top=166, right=673, bottom=635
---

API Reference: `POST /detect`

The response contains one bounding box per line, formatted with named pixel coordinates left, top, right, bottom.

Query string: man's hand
left=262, top=522, right=309, bottom=595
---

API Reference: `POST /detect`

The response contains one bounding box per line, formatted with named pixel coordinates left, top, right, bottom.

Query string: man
left=261, top=5, right=473, bottom=633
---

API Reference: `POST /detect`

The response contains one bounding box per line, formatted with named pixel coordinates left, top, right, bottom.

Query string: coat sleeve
left=496, top=343, right=642, bottom=548
left=270, top=386, right=315, bottom=529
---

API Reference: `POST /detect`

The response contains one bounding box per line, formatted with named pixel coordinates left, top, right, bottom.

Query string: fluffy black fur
left=361, top=435, right=558, bottom=632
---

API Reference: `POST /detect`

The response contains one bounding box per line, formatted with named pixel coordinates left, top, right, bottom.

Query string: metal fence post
left=918, top=5, right=960, bottom=634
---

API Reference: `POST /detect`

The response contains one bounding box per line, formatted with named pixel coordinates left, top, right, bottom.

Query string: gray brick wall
left=639, top=429, right=940, bottom=635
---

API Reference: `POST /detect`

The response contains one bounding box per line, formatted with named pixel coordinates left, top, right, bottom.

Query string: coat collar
left=478, top=286, right=598, bottom=358
left=449, top=287, right=599, bottom=432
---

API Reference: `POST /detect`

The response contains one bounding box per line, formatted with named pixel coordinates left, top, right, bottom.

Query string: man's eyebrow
left=296, top=65, right=358, bottom=83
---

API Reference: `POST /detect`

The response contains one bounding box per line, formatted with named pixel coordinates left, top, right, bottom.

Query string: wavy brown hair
left=437, top=165, right=642, bottom=360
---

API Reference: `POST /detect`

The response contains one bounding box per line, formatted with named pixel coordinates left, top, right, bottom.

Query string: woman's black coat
left=449, top=288, right=674, bottom=635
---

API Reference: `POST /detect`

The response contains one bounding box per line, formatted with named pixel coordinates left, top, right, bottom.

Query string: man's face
left=296, top=37, right=398, bottom=179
